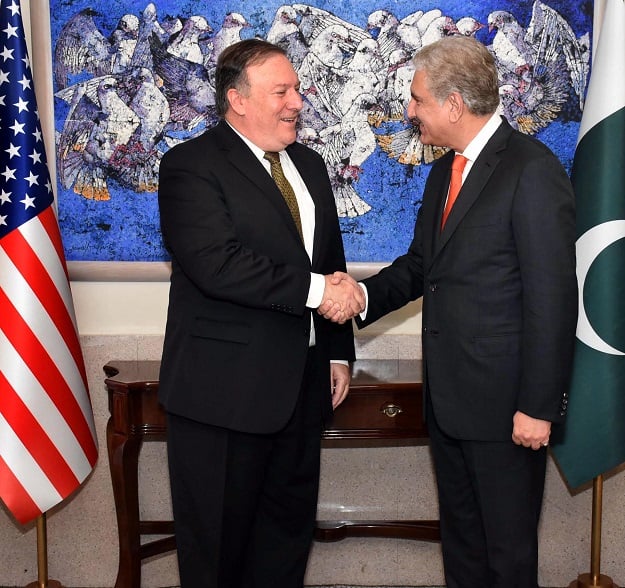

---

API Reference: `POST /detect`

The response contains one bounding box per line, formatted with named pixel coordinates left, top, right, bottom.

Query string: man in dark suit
left=321, top=36, right=577, bottom=587
left=158, top=39, right=364, bottom=587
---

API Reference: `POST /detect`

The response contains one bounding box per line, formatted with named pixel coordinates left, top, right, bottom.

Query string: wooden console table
left=104, top=359, right=439, bottom=588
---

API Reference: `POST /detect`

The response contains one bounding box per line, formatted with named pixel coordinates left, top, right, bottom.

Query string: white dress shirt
left=228, top=126, right=328, bottom=347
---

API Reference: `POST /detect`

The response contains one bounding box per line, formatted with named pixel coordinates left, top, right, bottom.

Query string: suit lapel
left=434, top=120, right=513, bottom=257
left=215, top=122, right=306, bottom=246
left=428, top=150, right=453, bottom=256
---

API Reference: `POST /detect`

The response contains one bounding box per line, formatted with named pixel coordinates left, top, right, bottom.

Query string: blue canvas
left=50, top=0, right=591, bottom=262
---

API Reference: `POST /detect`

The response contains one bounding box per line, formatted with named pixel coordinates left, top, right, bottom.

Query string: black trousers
left=167, top=349, right=324, bottom=588
left=427, top=397, right=548, bottom=588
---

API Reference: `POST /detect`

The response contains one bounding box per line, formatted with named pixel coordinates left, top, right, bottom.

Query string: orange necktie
left=441, top=154, right=468, bottom=230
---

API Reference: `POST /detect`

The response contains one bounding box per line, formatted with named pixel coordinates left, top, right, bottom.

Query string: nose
left=406, top=98, right=416, bottom=119
left=289, top=88, right=304, bottom=110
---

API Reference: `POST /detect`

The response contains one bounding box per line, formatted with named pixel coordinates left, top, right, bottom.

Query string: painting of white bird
left=50, top=0, right=590, bottom=262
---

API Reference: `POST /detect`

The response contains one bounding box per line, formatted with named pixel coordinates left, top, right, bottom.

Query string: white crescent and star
left=576, top=219, right=625, bottom=355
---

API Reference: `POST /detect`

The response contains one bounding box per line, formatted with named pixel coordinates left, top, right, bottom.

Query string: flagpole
left=24, top=513, right=63, bottom=588
left=568, top=475, right=618, bottom=588
left=22, top=0, right=62, bottom=588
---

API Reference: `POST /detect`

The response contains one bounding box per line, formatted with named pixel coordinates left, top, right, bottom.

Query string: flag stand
left=24, top=513, right=63, bottom=588
left=568, top=475, right=618, bottom=588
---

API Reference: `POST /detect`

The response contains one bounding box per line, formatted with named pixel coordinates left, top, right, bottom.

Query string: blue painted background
left=50, top=0, right=592, bottom=262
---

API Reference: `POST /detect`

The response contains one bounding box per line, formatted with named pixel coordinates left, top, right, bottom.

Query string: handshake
left=318, top=271, right=365, bottom=324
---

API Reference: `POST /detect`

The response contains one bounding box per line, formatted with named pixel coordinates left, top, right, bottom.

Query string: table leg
left=107, top=418, right=143, bottom=588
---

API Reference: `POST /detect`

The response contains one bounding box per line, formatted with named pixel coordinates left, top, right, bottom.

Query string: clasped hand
left=318, top=271, right=365, bottom=324
left=511, top=411, right=551, bottom=450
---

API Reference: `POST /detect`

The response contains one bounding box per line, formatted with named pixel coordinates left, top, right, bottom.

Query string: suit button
left=429, top=283, right=437, bottom=292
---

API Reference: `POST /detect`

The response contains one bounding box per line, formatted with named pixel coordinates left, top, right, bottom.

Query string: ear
left=227, top=87, right=246, bottom=116
left=448, top=92, right=464, bottom=123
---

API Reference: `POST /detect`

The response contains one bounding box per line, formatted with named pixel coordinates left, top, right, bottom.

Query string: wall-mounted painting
left=49, top=0, right=591, bottom=263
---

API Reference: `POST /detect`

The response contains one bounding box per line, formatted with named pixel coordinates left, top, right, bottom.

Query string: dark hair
left=413, top=36, right=500, bottom=116
left=215, top=39, right=288, bottom=117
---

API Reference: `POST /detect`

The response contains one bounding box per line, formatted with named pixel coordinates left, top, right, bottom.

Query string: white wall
left=69, top=277, right=422, bottom=335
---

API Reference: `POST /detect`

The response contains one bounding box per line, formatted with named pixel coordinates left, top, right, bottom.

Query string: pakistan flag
left=550, top=0, right=625, bottom=488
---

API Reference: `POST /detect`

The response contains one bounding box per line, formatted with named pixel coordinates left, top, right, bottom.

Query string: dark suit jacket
left=158, top=121, right=355, bottom=434
left=359, top=118, right=577, bottom=441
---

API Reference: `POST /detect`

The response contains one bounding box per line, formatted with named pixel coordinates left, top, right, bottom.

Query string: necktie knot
left=264, top=151, right=280, bottom=165
left=451, top=154, right=468, bottom=174
left=441, top=154, right=468, bottom=230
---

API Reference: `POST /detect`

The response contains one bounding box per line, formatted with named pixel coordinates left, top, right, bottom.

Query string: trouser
left=167, top=349, right=324, bottom=588
left=427, top=398, right=547, bottom=588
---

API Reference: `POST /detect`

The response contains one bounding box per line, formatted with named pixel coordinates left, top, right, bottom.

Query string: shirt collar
left=457, top=113, right=502, bottom=163
left=226, top=121, right=285, bottom=164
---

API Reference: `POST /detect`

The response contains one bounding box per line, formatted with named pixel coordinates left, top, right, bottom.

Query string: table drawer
left=323, top=385, right=426, bottom=440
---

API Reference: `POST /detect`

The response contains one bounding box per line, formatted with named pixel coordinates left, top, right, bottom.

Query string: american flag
left=0, top=0, right=98, bottom=524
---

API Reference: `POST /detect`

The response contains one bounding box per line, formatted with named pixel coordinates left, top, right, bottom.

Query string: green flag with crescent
left=550, top=0, right=625, bottom=488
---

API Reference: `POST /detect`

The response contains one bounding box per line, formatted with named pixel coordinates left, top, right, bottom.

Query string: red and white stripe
left=0, top=206, right=98, bottom=524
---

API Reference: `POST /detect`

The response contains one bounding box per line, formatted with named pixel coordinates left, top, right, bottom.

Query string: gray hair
left=413, top=36, right=499, bottom=116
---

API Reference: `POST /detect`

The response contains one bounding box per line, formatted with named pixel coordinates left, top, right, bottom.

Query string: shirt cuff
left=358, top=281, right=369, bottom=321
left=307, top=272, right=325, bottom=308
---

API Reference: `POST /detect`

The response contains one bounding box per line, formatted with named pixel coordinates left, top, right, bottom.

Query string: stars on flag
left=0, top=0, right=54, bottom=240
left=19, top=192, right=35, bottom=208
left=5, top=142, right=20, bottom=158
left=6, top=0, right=20, bottom=17
left=0, top=0, right=99, bottom=525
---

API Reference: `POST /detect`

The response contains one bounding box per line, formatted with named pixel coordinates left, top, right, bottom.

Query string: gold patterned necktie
left=441, top=154, right=468, bottom=230
left=264, top=151, right=303, bottom=241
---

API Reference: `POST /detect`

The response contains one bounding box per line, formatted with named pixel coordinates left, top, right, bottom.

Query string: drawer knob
left=381, top=403, right=403, bottom=418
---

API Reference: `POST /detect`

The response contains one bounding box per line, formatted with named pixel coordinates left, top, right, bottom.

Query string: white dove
left=167, top=15, right=212, bottom=64
left=207, top=13, right=250, bottom=68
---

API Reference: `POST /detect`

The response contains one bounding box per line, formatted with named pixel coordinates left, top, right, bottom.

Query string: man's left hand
left=330, top=363, right=350, bottom=409
left=512, top=410, right=551, bottom=450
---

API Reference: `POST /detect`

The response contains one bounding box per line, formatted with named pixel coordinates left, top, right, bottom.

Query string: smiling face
left=227, top=53, right=303, bottom=152
left=406, top=68, right=454, bottom=149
